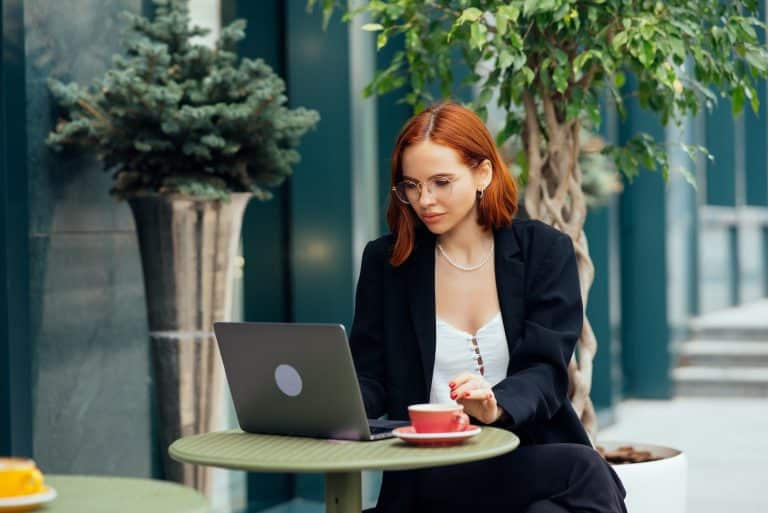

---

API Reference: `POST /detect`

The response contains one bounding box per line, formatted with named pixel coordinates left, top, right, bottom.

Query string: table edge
left=168, top=430, right=520, bottom=473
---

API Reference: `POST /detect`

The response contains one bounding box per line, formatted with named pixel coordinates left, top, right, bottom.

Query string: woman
left=350, top=102, right=627, bottom=513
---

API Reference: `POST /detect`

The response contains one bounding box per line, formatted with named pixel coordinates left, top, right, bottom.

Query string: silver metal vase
left=128, top=193, right=252, bottom=496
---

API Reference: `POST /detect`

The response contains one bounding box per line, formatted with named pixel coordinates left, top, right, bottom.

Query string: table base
left=325, top=472, right=362, bottom=513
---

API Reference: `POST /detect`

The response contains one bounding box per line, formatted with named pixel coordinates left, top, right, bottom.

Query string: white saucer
left=0, top=486, right=57, bottom=511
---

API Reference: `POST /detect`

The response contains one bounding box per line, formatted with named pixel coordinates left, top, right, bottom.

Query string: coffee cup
left=0, top=458, right=45, bottom=498
left=408, top=403, right=469, bottom=433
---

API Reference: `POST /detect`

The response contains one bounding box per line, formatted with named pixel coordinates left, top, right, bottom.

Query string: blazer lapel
left=494, top=226, right=526, bottom=355
left=406, top=229, right=437, bottom=394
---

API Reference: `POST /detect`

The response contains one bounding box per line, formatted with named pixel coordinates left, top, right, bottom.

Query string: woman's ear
left=476, top=159, right=493, bottom=190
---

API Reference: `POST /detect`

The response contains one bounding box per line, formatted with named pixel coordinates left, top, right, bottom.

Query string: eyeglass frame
left=391, top=174, right=463, bottom=205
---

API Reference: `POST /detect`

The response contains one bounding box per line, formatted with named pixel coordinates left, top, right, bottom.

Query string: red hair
left=386, top=102, right=518, bottom=266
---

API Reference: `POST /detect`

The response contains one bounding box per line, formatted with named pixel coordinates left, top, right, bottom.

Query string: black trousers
left=412, top=443, right=628, bottom=513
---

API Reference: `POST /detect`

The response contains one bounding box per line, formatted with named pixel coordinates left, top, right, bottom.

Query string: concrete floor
left=597, top=398, right=768, bottom=513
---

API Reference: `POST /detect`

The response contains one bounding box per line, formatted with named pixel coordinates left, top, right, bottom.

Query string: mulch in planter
left=596, top=445, right=665, bottom=464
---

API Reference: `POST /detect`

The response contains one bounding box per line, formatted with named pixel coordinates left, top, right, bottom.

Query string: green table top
left=36, top=475, right=208, bottom=513
left=169, top=427, right=519, bottom=473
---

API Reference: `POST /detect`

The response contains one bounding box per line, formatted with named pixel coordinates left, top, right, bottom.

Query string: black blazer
left=349, top=219, right=591, bottom=513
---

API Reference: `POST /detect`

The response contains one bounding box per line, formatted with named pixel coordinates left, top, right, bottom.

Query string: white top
left=429, top=312, right=511, bottom=405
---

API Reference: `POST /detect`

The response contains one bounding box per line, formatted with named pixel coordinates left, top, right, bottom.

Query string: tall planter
left=128, top=193, right=252, bottom=495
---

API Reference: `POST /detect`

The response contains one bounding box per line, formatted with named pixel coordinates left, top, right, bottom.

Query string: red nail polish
left=449, top=382, right=455, bottom=389
left=450, top=392, right=457, bottom=399
left=464, top=392, right=470, bottom=398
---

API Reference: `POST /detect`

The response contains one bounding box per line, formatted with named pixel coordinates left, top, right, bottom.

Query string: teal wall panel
left=586, top=94, right=622, bottom=415
left=226, top=1, right=295, bottom=510
left=1, top=0, right=33, bottom=458
left=746, top=0, right=767, bottom=207
left=227, top=5, right=293, bottom=314
left=285, top=4, right=355, bottom=502
left=729, top=226, right=741, bottom=305
left=286, top=5, right=354, bottom=328
left=618, top=169, right=671, bottom=397
left=618, top=76, right=671, bottom=398
left=745, top=90, right=767, bottom=207
left=584, top=206, right=616, bottom=410
left=376, top=39, right=413, bottom=236
left=230, top=1, right=291, bottom=325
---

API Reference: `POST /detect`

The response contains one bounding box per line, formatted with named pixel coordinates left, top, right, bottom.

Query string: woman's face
left=400, top=140, right=491, bottom=235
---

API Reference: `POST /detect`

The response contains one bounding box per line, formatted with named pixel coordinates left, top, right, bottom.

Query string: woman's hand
left=449, top=372, right=505, bottom=425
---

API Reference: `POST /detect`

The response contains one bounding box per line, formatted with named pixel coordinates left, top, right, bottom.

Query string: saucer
left=0, top=486, right=57, bottom=512
left=392, top=425, right=481, bottom=446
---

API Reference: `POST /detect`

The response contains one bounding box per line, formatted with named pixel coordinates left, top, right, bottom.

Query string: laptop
left=213, top=321, right=408, bottom=441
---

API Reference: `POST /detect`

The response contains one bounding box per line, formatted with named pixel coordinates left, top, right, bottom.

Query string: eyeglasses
left=391, top=176, right=460, bottom=205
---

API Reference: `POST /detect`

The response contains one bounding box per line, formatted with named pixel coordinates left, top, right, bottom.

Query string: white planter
left=599, top=441, right=688, bottom=513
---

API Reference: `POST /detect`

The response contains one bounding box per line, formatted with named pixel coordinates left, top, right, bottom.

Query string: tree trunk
left=522, top=91, right=598, bottom=442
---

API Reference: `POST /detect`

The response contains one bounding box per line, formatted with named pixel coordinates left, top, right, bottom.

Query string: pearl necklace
left=436, top=239, right=494, bottom=272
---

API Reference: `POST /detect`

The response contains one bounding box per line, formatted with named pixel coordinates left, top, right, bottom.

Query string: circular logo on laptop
left=274, top=364, right=302, bottom=397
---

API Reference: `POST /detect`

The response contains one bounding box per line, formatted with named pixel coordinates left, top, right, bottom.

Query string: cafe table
left=169, top=427, right=519, bottom=513
left=0, top=474, right=208, bottom=513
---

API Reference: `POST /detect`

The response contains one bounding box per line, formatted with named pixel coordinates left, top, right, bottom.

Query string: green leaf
left=495, top=117, right=521, bottom=146
left=732, top=85, right=745, bottom=115
left=458, top=7, right=484, bottom=25
left=614, top=72, right=626, bottom=89
left=470, top=23, right=488, bottom=50
left=377, top=32, right=388, bottom=50
left=134, top=141, right=152, bottom=152
left=745, top=47, right=768, bottom=74
left=586, top=102, right=601, bottom=127
left=476, top=86, right=493, bottom=107
left=565, top=101, right=581, bottom=121
left=522, top=67, right=535, bottom=84
left=496, top=12, right=508, bottom=36
left=498, top=5, right=521, bottom=23
left=499, top=50, right=514, bottom=71
left=496, top=5, right=520, bottom=37
left=508, top=30, right=523, bottom=50
left=672, top=165, right=698, bottom=189
left=573, top=50, right=594, bottom=73
left=321, top=0, right=334, bottom=30
left=476, top=105, right=488, bottom=122
left=638, top=40, right=655, bottom=68
left=553, top=66, right=569, bottom=93
left=361, top=23, right=384, bottom=31
left=524, top=0, right=556, bottom=16
left=523, top=0, right=538, bottom=16
left=553, top=48, right=569, bottom=65
left=668, top=38, right=685, bottom=61
left=612, top=31, right=628, bottom=51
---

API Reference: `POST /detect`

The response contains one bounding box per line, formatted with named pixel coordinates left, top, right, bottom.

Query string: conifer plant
left=48, top=0, right=319, bottom=201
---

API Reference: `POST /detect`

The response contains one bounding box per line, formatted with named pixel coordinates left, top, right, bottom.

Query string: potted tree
left=317, top=0, right=767, bottom=510
left=47, top=0, right=319, bottom=495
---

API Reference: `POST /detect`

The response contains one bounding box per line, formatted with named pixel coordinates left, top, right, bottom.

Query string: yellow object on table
left=0, top=459, right=44, bottom=498
left=0, top=458, right=53, bottom=512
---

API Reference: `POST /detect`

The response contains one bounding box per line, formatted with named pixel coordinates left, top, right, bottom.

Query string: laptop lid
left=213, top=321, right=374, bottom=441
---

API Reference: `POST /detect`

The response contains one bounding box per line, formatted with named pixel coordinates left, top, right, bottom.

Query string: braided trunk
left=522, top=90, right=598, bottom=441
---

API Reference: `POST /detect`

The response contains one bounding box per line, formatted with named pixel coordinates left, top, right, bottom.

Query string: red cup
left=408, top=403, right=469, bottom=433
